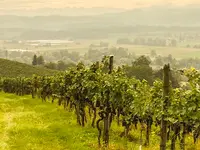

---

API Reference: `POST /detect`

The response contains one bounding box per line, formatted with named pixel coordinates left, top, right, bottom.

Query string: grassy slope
left=0, top=93, right=199, bottom=150
left=0, top=58, right=58, bottom=77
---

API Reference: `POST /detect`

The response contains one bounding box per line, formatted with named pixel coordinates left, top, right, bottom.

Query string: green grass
left=0, top=93, right=97, bottom=150
left=0, top=93, right=199, bottom=150
left=0, top=58, right=58, bottom=77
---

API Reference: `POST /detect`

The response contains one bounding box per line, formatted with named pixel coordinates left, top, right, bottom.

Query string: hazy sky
left=0, top=0, right=200, bottom=10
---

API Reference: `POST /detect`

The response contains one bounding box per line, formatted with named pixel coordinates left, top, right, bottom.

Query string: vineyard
left=0, top=56, right=200, bottom=150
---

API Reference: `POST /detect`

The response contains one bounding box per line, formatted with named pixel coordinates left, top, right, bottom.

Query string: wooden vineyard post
left=104, top=56, right=113, bottom=147
left=160, top=64, right=170, bottom=150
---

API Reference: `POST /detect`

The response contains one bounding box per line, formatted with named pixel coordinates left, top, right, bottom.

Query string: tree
left=45, top=62, right=57, bottom=70
left=60, top=50, right=69, bottom=57
left=153, top=69, right=180, bottom=88
left=133, top=55, right=151, bottom=66
left=37, top=56, right=45, bottom=65
left=57, top=61, right=67, bottom=71
left=117, top=38, right=132, bottom=45
left=65, top=63, right=76, bottom=69
left=167, top=54, right=173, bottom=64
left=154, top=55, right=164, bottom=66
left=171, top=39, right=177, bottom=47
left=150, top=50, right=157, bottom=58
left=124, top=55, right=153, bottom=84
left=32, top=55, right=37, bottom=66
left=69, top=51, right=80, bottom=62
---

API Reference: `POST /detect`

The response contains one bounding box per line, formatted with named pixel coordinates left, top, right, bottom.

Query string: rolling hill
left=1, top=5, right=200, bottom=29
left=1, top=5, right=200, bottom=40
left=0, top=58, right=58, bottom=77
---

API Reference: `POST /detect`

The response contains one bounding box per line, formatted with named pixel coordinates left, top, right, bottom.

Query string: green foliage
left=44, top=61, right=76, bottom=71
left=57, top=61, right=68, bottom=71
left=44, top=62, right=57, bottom=70
left=150, top=50, right=157, bottom=58
left=153, top=69, right=180, bottom=88
left=32, top=54, right=37, bottom=66
left=133, top=55, right=151, bottom=66
left=0, top=57, right=200, bottom=149
left=124, top=56, right=153, bottom=84
left=37, top=55, right=45, bottom=65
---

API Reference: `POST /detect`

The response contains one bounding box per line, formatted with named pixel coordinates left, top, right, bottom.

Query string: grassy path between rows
left=0, top=93, right=199, bottom=150
left=0, top=93, right=133, bottom=150
left=0, top=93, right=101, bottom=150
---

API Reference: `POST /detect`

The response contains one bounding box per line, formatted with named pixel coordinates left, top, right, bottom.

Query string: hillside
left=1, top=5, right=200, bottom=40
left=0, top=58, right=58, bottom=77
left=1, top=5, right=200, bottom=29
left=114, top=5, right=200, bottom=26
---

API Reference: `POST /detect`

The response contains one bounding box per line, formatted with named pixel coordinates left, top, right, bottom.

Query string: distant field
left=63, top=42, right=200, bottom=59
left=1, top=39, right=200, bottom=59
left=116, top=45, right=200, bottom=59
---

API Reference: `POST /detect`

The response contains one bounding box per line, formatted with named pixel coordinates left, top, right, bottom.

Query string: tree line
left=117, top=37, right=177, bottom=47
